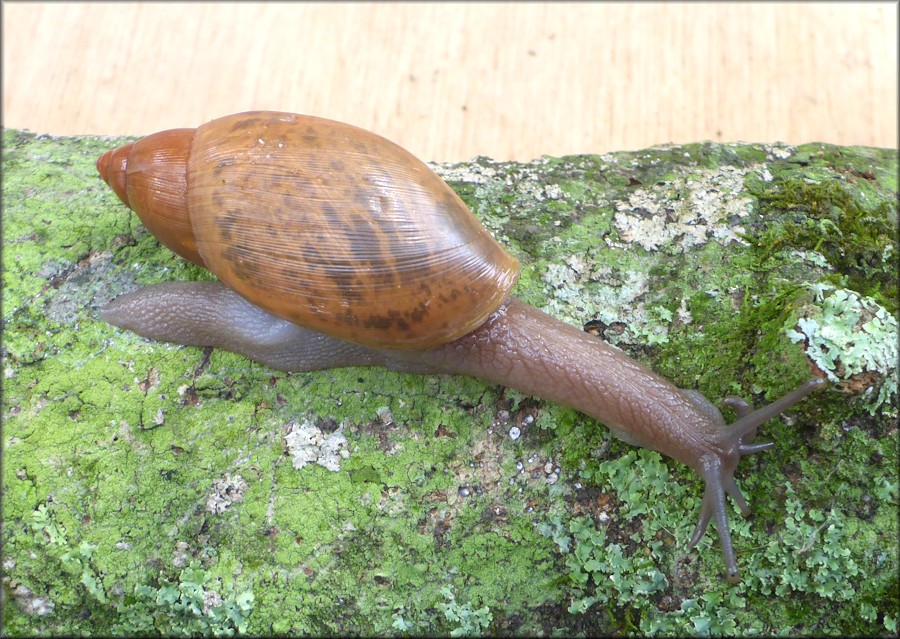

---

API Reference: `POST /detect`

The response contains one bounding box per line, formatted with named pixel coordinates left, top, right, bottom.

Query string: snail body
left=98, top=111, right=824, bottom=582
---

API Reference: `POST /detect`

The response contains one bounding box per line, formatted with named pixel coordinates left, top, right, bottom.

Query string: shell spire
left=97, top=128, right=204, bottom=266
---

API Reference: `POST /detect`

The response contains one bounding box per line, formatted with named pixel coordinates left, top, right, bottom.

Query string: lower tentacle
left=690, top=460, right=741, bottom=583
left=723, top=476, right=750, bottom=516
left=704, top=464, right=740, bottom=583
left=688, top=490, right=713, bottom=549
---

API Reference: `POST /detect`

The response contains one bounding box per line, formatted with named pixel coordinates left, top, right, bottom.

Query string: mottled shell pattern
left=97, top=111, right=520, bottom=350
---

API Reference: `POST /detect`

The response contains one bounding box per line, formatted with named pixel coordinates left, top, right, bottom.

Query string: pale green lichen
left=435, top=585, right=494, bottom=637
left=786, top=284, right=898, bottom=413
left=113, top=566, right=256, bottom=635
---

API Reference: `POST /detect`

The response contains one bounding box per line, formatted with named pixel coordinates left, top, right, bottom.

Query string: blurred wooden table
left=4, top=2, right=897, bottom=161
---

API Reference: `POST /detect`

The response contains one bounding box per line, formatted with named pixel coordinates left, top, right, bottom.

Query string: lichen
left=284, top=418, right=350, bottom=471
left=206, top=474, right=249, bottom=514
left=7, top=584, right=55, bottom=617
left=612, top=165, right=753, bottom=252
left=786, top=284, right=898, bottom=413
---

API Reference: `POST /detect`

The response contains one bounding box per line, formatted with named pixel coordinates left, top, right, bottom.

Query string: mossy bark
left=2, top=129, right=897, bottom=636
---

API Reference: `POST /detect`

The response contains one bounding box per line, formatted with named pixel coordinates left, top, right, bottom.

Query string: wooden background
left=4, top=2, right=897, bottom=162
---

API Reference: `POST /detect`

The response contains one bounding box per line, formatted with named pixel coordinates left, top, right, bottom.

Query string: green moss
left=746, top=157, right=898, bottom=313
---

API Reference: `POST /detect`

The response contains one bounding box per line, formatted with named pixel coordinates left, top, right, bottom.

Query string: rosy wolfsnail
left=97, top=111, right=825, bottom=582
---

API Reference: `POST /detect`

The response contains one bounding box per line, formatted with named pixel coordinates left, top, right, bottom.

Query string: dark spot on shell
left=229, top=116, right=264, bottom=133
left=334, top=276, right=365, bottom=303
left=406, top=302, right=429, bottom=324
left=222, top=245, right=266, bottom=285
left=320, top=201, right=341, bottom=223
left=438, top=289, right=461, bottom=304
left=363, top=315, right=394, bottom=331
left=217, top=209, right=243, bottom=243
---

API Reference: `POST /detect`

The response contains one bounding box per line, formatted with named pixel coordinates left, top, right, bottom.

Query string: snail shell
left=97, top=111, right=519, bottom=350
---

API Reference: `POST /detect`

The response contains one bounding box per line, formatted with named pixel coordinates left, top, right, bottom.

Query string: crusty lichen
left=612, top=165, right=753, bottom=252
left=284, top=418, right=350, bottom=471
left=206, top=474, right=249, bottom=514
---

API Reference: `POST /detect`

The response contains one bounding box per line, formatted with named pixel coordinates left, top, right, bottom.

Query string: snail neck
left=407, top=297, right=691, bottom=449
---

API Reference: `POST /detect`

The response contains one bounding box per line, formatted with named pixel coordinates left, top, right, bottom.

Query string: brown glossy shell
left=99, top=111, right=520, bottom=350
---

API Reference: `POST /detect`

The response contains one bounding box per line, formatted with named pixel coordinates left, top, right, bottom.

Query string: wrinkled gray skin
left=102, top=281, right=824, bottom=583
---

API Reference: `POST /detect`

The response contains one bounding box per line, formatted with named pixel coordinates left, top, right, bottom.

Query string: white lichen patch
left=677, top=297, right=693, bottom=324
left=612, top=166, right=753, bottom=252
left=762, top=141, right=797, bottom=160
left=376, top=406, right=394, bottom=426
left=540, top=260, right=588, bottom=322
left=791, top=249, right=831, bottom=268
left=10, top=583, right=54, bottom=616
left=513, top=175, right=565, bottom=202
left=542, top=262, right=579, bottom=290
left=541, top=259, right=664, bottom=346
left=787, top=285, right=898, bottom=414
left=285, top=419, right=350, bottom=472
left=203, top=590, right=224, bottom=615
left=205, top=474, right=248, bottom=514
left=173, top=540, right=191, bottom=567
left=429, top=160, right=500, bottom=186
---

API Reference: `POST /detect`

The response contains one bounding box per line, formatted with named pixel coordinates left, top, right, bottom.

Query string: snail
left=97, top=111, right=825, bottom=582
